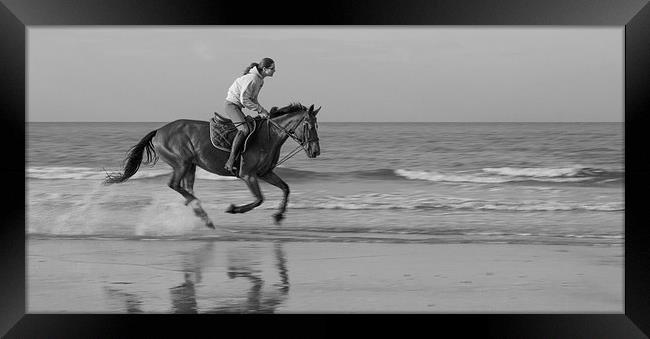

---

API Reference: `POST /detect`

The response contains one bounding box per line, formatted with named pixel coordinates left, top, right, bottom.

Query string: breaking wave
left=27, top=165, right=622, bottom=186
left=271, top=193, right=624, bottom=212
left=395, top=166, right=622, bottom=185
left=26, top=166, right=237, bottom=181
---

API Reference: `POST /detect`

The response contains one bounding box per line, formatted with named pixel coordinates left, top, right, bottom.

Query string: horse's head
left=295, top=104, right=321, bottom=158
left=270, top=103, right=321, bottom=158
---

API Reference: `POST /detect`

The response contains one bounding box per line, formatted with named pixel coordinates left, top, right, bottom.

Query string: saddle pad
left=209, top=113, right=257, bottom=152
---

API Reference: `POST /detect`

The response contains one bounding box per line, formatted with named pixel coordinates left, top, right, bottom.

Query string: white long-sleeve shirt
left=225, top=66, right=266, bottom=113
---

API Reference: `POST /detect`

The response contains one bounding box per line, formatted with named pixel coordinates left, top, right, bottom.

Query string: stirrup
left=224, top=156, right=240, bottom=175
left=225, top=167, right=238, bottom=176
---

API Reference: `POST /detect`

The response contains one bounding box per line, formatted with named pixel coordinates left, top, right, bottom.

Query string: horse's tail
left=104, top=130, right=158, bottom=184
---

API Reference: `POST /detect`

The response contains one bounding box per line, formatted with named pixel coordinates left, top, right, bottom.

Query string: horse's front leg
left=260, top=171, right=289, bottom=225
left=225, top=174, right=264, bottom=214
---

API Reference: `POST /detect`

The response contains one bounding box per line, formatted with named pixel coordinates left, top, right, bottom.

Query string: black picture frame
left=2, top=0, right=649, bottom=337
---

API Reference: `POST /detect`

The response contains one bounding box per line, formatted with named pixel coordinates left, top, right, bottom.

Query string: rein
left=266, top=114, right=318, bottom=168
left=228, top=112, right=318, bottom=169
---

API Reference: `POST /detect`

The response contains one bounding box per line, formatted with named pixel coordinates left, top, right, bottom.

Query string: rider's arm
left=240, top=76, right=268, bottom=115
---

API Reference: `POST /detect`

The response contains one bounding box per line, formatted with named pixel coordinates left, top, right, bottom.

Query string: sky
left=28, top=27, right=623, bottom=122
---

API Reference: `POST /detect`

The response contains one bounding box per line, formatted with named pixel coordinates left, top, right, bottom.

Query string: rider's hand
left=259, top=111, right=269, bottom=119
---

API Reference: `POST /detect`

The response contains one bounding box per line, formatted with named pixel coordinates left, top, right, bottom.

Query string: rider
left=223, top=57, right=276, bottom=174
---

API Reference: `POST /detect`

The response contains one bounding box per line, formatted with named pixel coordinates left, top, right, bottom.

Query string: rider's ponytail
left=242, top=58, right=275, bottom=75
left=243, top=62, right=259, bottom=75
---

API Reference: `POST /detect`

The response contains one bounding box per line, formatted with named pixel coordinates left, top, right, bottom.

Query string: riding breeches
left=224, top=101, right=251, bottom=135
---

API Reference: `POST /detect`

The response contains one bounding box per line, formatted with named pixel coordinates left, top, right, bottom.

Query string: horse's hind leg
left=169, top=162, right=214, bottom=229
left=182, top=163, right=197, bottom=197
left=168, top=162, right=197, bottom=205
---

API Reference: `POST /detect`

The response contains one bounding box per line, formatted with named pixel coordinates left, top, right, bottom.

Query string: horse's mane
left=270, top=102, right=307, bottom=118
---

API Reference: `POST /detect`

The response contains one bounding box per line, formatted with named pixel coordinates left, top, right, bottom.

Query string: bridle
left=269, top=114, right=319, bottom=144
left=266, top=112, right=319, bottom=168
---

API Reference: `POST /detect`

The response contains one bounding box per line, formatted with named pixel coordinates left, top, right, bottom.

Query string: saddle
left=209, top=112, right=258, bottom=153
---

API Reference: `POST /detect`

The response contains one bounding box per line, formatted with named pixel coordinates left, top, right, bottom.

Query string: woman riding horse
left=104, top=102, right=321, bottom=229
left=223, top=57, right=276, bottom=174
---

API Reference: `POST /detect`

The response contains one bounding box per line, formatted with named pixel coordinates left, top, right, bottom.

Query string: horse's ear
left=308, top=104, right=314, bottom=113
left=314, top=106, right=321, bottom=116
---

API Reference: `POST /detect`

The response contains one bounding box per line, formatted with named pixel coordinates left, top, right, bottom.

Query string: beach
left=27, top=239, right=623, bottom=313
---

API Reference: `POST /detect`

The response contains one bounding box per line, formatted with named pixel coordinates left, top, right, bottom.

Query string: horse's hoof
left=225, top=204, right=237, bottom=214
left=272, top=213, right=284, bottom=225
left=206, top=221, right=215, bottom=229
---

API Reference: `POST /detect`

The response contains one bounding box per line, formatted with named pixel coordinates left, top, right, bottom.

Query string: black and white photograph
left=25, top=27, right=626, bottom=314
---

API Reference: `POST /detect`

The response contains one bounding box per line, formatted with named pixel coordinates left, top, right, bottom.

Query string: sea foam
left=482, top=166, right=583, bottom=177
left=27, top=166, right=236, bottom=181
left=270, top=193, right=624, bottom=212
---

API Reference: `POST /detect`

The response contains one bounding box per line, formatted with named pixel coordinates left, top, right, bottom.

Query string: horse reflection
left=102, top=241, right=289, bottom=313
left=169, top=272, right=198, bottom=313
left=169, top=241, right=290, bottom=314
left=104, top=287, right=144, bottom=313
left=210, top=242, right=289, bottom=313
left=169, top=241, right=215, bottom=313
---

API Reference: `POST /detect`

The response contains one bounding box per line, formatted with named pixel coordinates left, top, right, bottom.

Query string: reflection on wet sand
left=169, top=273, right=199, bottom=313
left=104, top=287, right=144, bottom=313
left=169, top=241, right=215, bottom=313
left=210, top=242, right=289, bottom=313
left=103, top=241, right=290, bottom=314
left=275, top=242, right=290, bottom=294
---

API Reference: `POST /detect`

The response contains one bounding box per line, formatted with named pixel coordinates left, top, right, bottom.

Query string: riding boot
left=225, top=130, right=246, bottom=174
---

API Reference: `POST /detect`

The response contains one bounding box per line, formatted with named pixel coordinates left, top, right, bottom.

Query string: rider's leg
left=223, top=101, right=250, bottom=173
left=225, top=126, right=248, bottom=173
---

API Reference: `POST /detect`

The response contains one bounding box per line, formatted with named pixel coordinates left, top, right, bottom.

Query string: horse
left=104, top=103, right=321, bottom=229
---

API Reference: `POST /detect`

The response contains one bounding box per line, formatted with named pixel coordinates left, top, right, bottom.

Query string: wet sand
left=27, top=239, right=623, bottom=313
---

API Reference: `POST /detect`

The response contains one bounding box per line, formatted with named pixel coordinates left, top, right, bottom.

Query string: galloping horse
left=104, top=103, right=321, bottom=228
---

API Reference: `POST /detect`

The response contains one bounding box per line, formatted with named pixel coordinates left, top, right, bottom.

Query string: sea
left=27, top=122, right=624, bottom=246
